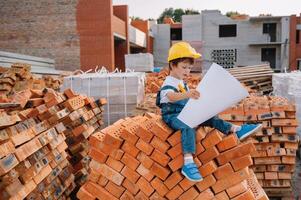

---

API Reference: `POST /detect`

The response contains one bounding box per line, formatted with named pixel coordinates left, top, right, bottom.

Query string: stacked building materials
left=219, top=95, right=299, bottom=199
left=145, top=68, right=201, bottom=93
left=77, top=113, right=268, bottom=200
left=0, top=63, right=63, bottom=99
left=227, top=64, right=274, bottom=95
left=125, top=53, right=154, bottom=72
left=273, top=72, right=301, bottom=136
left=61, top=70, right=145, bottom=126
left=0, top=88, right=106, bottom=199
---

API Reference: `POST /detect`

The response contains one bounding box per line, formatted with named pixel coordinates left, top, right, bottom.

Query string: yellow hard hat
left=167, top=42, right=201, bottom=62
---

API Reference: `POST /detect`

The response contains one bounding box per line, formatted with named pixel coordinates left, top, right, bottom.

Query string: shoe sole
left=239, top=124, right=262, bottom=141
left=181, top=169, right=203, bottom=182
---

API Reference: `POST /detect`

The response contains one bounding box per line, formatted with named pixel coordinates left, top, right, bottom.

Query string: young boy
left=157, top=42, right=262, bottom=182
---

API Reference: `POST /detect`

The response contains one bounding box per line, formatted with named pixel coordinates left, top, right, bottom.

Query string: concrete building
left=0, top=0, right=153, bottom=72
left=152, top=10, right=290, bottom=71
left=289, top=14, right=301, bottom=71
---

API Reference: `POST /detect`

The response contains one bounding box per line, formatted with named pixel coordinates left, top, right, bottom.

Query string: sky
left=113, top=0, right=301, bottom=20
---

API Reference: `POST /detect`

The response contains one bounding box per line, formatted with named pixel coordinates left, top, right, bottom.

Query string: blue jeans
left=166, top=116, right=232, bottom=154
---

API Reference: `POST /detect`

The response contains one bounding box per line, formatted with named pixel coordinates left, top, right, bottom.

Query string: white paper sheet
left=177, top=63, right=249, bottom=128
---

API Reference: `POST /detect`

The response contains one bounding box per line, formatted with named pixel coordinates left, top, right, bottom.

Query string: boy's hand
left=187, top=89, right=200, bottom=99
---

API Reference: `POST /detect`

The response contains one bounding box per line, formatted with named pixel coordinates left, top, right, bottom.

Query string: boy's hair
left=168, top=57, right=194, bottom=70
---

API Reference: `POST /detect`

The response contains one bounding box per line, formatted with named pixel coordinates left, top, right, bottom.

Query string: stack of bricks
left=0, top=88, right=106, bottom=199
left=77, top=113, right=268, bottom=200
left=0, top=63, right=63, bottom=101
left=145, top=68, right=201, bottom=93
left=219, top=95, right=299, bottom=198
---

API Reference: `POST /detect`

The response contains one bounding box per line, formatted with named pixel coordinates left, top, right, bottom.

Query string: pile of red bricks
left=77, top=113, right=268, bottom=200
left=219, top=95, right=299, bottom=197
left=0, top=63, right=63, bottom=101
left=145, top=68, right=201, bottom=93
left=0, top=88, right=106, bottom=199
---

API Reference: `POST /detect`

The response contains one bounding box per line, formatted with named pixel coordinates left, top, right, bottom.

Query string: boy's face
left=171, top=60, right=193, bottom=80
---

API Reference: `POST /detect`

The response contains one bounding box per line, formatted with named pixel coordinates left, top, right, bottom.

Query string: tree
left=131, top=16, right=143, bottom=21
left=157, top=8, right=174, bottom=23
left=157, top=8, right=200, bottom=23
left=185, top=8, right=200, bottom=15
left=226, top=11, right=241, bottom=17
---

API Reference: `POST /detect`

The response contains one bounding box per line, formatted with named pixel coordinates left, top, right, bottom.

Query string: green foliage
left=157, top=8, right=200, bottom=23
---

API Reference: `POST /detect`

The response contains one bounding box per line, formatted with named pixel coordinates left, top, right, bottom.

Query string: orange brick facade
left=289, top=14, right=301, bottom=71
left=77, top=0, right=152, bottom=72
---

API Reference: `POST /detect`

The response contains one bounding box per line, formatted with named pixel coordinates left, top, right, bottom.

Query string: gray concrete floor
left=292, top=147, right=301, bottom=199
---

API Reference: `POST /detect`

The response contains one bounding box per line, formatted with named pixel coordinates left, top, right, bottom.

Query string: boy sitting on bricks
left=156, top=42, right=262, bottom=182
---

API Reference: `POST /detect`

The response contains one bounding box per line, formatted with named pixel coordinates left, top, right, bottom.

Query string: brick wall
left=0, top=0, right=80, bottom=71
left=289, top=14, right=301, bottom=70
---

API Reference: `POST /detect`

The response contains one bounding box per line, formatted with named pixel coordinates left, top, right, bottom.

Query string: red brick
left=77, top=187, right=94, bottom=200
left=168, top=155, right=183, bottom=172
left=137, top=152, right=154, bottom=169
left=150, top=123, right=172, bottom=141
left=216, top=142, right=256, bottom=166
left=150, top=136, right=170, bottom=153
left=150, top=192, right=165, bottom=200
left=167, top=130, right=181, bottom=146
left=106, top=157, right=124, bottom=172
left=202, top=129, right=223, bottom=149
left=110, top=149, right=124, bottom=161
left=226, top=180, right=248, bottom=198
left=135, top=191, right=149, bottom=199
left=151, top=149, right=170, bottom=167
left=136, top=176, right=155, bottom=196
left=232, top=188, right=255, bottom=200
left=198, top=146, right=219, bottom=164
left=103, top=132, right=123, bottom=149
left=122, top=141, right=140, bottom=157
left=195, top=188, right=215, bottom=200
left=179, top=178, right=196, bottom=191
left=264, top=172, right=278, bottom=180
left=120, top=191, right=135, bottom=200
left=122, top=178, right=139, bottom=195
left=165, top=185, right=184, bottom=200
left=163, top=171, right=183, bottom=190
left=121, top=166, right=140, bottom=183
left=167, top=143, right=182, bottom=159
left=196, top=174, right=216, bottom=192
left=136, top=138, right=154, bottom=155
left=121, top=153, right=140, bottom=171
left=97, top=175, right=109, bottom=187
left=196, top=127, right=207, bottom=141
left=214, top=163, right=234, bottom=180
left=195, top=142, right=205, bottom=156
left=199, top=160, right=217, bottom=177
left=231, top=155, right=253, bottom=171
left=151, top=177, right=169, bottom=196
left=214, top=191, right=230, bottom=200
left=216, top=134, right=238, bottom=152
left=178, top=187, right=199, bottom=200
left=137, top=125, right=154, bottom=143
left=90, top=160, right=124, bottom=186
left=105, top=181, right=125, bottom=198
left=150, top=162, right=170, bottom=181
left=0, top=154, right=19, bottom=176
left=212, top=167, right=250, bottom=193
left=84, top=181, right=118, bottom=200
left=136, top=164, right=154, bottom=181
left=120, top=127, right=139, bottom=145
left=88, top=169, right=101, bottom=183
left=89, top=147, right=108, bottom=164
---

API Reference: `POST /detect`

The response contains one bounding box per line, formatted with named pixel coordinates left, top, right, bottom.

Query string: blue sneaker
left=181, top=163, right=203, bottom=182
left=236, top=124, right=262, bottom=140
